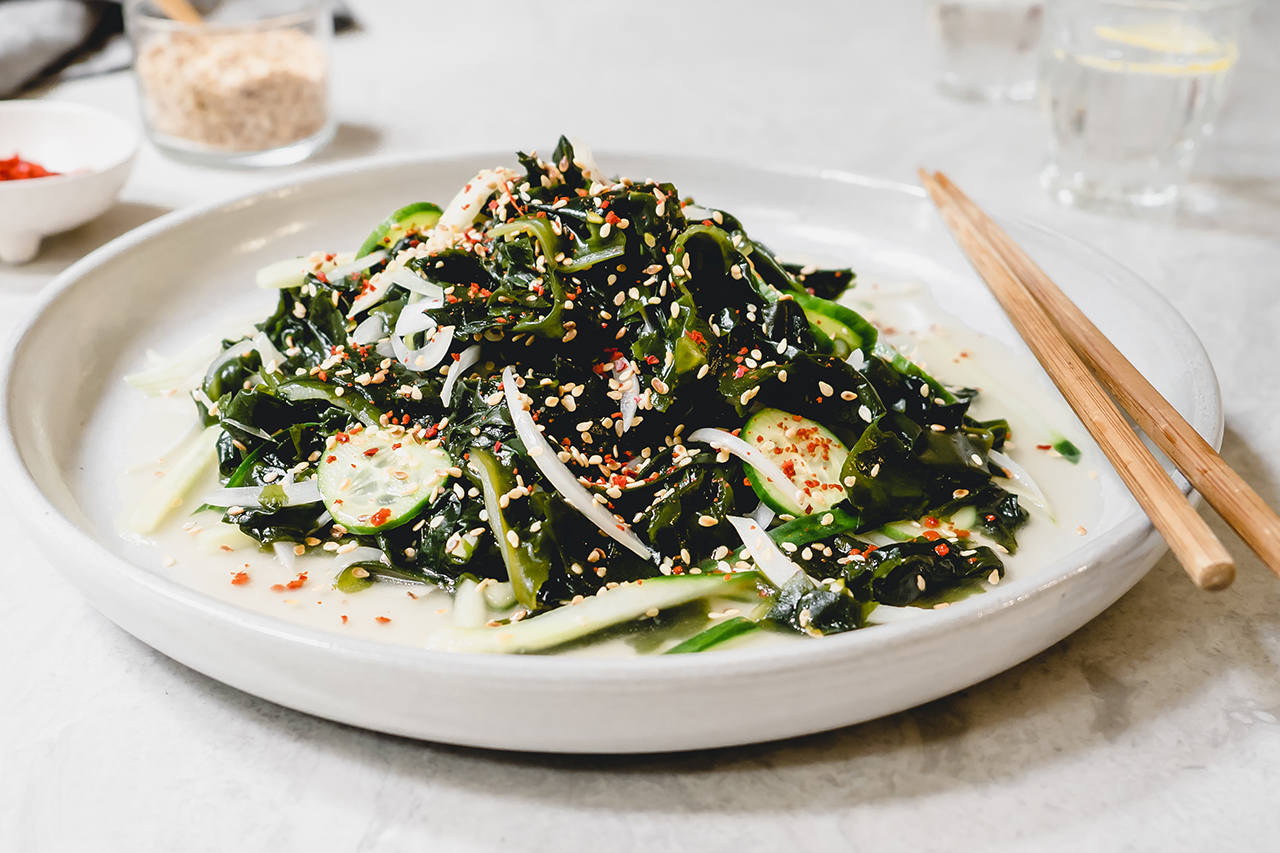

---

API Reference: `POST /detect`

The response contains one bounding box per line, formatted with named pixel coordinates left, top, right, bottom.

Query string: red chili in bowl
left=0, top=155, right=60, bottom=181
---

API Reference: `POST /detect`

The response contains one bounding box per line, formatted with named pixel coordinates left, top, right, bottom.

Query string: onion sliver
left=252, top=332, right=288, bottom=375
left=273, top=541, right=297, bottom=572
left=442, top=345, right=481, bottom=407
left=385, top=269, right=444, bottom=304
left=501, top=366, right=652, bottom=559
left=352, top=314, right=387, bottom=345
left=987, top=449, right=1054, bottom=518
left=333, top=545, right=390, bottom=573
left=221, top=418, right=273, bottom=441
left=395, top=302, right=438, bottom=337
left=688, top=427, right=811, bottom=513
left=750, top=501, right=776, bottom=529
left=326, top=250, right=386, bottom=283
left=401, top=325, right=455, bottom=372
left=727, top=516, right=802, bottom=588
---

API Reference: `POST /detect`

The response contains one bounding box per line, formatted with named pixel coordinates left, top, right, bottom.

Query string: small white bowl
left=0, top=101, right=139, bottom=264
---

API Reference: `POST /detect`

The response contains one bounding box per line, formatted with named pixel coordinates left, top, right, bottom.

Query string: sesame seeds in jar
left=125, top=1, right=334, bottom=166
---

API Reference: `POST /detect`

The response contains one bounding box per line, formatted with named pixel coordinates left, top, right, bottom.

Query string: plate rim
left=0, top=150, right=1223, bottom=682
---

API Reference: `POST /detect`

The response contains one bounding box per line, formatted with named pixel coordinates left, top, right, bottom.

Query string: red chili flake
left=645, top=355, right=660, bottom=365
left=391, top=443, right=402, bottom=450
left=335, top=431, right=350, bottom=443
left=733, top=365, right=748, bottom=379
left=686, top=330, right=707, bottom=346
left=1036, top=444, right=1052, bottom=450
left=326, top=455, right=336, bottom=463
left=934, top=543, right=950, bottom=557
left=375, top=616, right=391, bottom=624
left=924, top=516, right=940, bottom=528
left=0, top=155, right=60, bottom=180
left=922, top=530, right=942, bottom=541
left=270, top=584, right=286, bottom=592
left=409, top=239, right=420, bottom=248
left=285, top=572, right=308, bottom=591
left=318, top=371, right=328, bottom=382
left=954, top=528, right=971, bottom=538
left=985, top=514, right=997, bottom=522
left=604, top=211, right=621, bottom=225
left=349, top=425, right=364, bottom=434
left=370, top=508, right=393, bottom=527
left=422, top=424, right=439, bottom=439
left=231, top=572, right=249, bottom=586
left=363, top=448, right=379, bottom=457
left=341, top=615, right=349, bottom=624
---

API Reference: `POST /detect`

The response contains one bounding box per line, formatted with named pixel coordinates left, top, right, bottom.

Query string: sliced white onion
left=866, top=605, right=929, bottom=626
left=688, top=427, right=811, bottom=513
left=987, top=449, right=1054, bottom=519
left=502, top=366, right=652, bottom=559
left=252, top=332, right=288, bottom=375
left=386, top=269, right=444, bottom=304
left=202, top=478, right=322, bottom=509
left=256, top=252, right=355, bottom=289
left=395, top=302, right=438, bottom=337
left=846, top=348, right=868, bottom=371
left=203, top=339, right=256, bottom=384
left=682, top=205, right=715, bottom=221
left=442, top=344, right=481, bottom=407
left=352, top=314, right=387, bottom=345
left=326, top=250, right=386, bottom=283
left=273, top=541, right=297, bottom=572
left=426, top=167, right=521, bottom=255
left=750, top=501, right=776, bottom=529
left=375, top=338, right=396, bottom=359
left=192, top=387, right=219, bottom=415
left=221, top=418, right=273, bottom=441
left=611, top=356, right=639, bottom=432
left=569, top=135, right=608, bottom=186
left=333, top=546, right=390, bottom=574
left=727, top=516, right=802, bottom=588
left=400, top=325, right=455, bottom=373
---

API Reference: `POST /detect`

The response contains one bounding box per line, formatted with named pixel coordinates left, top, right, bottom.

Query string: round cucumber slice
left=318, top=427, right=451, bottom=534
left=356, top=202, right=443, bottom=258
left=740, top=408, right=850, bottom=516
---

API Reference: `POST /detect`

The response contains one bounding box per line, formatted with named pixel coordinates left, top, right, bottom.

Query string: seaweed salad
left=126, top=138, right=1034, bottom=654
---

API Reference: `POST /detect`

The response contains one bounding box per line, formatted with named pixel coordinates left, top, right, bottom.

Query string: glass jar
left=125, top=0, right=334, bottom=168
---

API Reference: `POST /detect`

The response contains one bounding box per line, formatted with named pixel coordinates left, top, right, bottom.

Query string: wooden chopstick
left=934, top=171, right=1280, bottom=583
left=918, top=170, right=1235, bottom=591
left=154, top=0, right=204, bottom=25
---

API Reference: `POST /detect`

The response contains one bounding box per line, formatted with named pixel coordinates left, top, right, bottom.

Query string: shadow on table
left=1, top=202, right=172, bottom=292
left=152, top=428, right=1280, bottom=817
left=1177, top=177, right=1280, bottom=242
left=310, top=123, right=384, bottom=164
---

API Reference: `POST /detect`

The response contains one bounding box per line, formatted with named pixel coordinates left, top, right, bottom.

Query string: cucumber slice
left=740, top=408, right=850, bottom=516
left=356, top=203, right=443, bottom=258
left=794, top=293, right=877, bottom=360
left=317, top=428, right=451, bottom=534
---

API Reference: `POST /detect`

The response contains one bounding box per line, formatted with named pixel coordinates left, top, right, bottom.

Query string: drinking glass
left=929, top=0, right=1046, bottom=102
left=1039, top=0, right=1252, bottom=213
left=125, top=0, right=335, bottom=168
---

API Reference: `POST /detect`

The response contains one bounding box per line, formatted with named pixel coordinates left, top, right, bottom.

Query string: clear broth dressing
left=117, top=276, right=1104, bottom=655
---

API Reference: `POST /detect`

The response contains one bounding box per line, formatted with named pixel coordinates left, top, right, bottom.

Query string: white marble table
left=4, top=1, right=1280, bottom=849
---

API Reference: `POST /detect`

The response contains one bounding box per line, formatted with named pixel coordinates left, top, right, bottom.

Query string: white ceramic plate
left=0, top=154, right=1221, bottom=753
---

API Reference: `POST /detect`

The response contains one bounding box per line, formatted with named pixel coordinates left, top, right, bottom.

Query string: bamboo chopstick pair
left=919, top=170, right=1280, bottom=592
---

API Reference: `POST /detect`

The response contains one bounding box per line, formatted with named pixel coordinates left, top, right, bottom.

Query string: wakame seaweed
left=191, top=136, right=1031, bottom=643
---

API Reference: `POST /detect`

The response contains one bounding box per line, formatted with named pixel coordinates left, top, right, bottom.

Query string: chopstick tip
left=1198, top=560, right=1236, bottom=592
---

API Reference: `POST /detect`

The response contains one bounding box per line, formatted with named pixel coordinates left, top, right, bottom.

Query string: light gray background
left=3, top=1, right=1279, bottom=850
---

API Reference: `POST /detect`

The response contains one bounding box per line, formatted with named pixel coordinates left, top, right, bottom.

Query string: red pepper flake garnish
left=285, top=572, right=308, bottom=590
left=922, top=530, right=942, bottom=541
left=231, top=571, right=249, bottom=586
left=733, top=365, right=748, bottom=379
left=270, top=584, right=286, bottom=592
left=924, top=516, right=940, bottom=528
left=0, top=155, right=60, bottom=181
left=369, top=507, right=393, bottom=527
left=934, top=542, right=950, bottom=556
left=363, top=448, right=379, bottom=457
left=326, top=455, right=336, bottom=463
left=375, top=616, right=391, bottom=624
left=341, top=615, right=349, bottom=624
left=335, top=431, right=350, bottom=443
left=318, top=371, right=328, bottom=382
left=1036, top=444, right=1052, bottom=450
left=645, top=355, right=660, bottom=365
